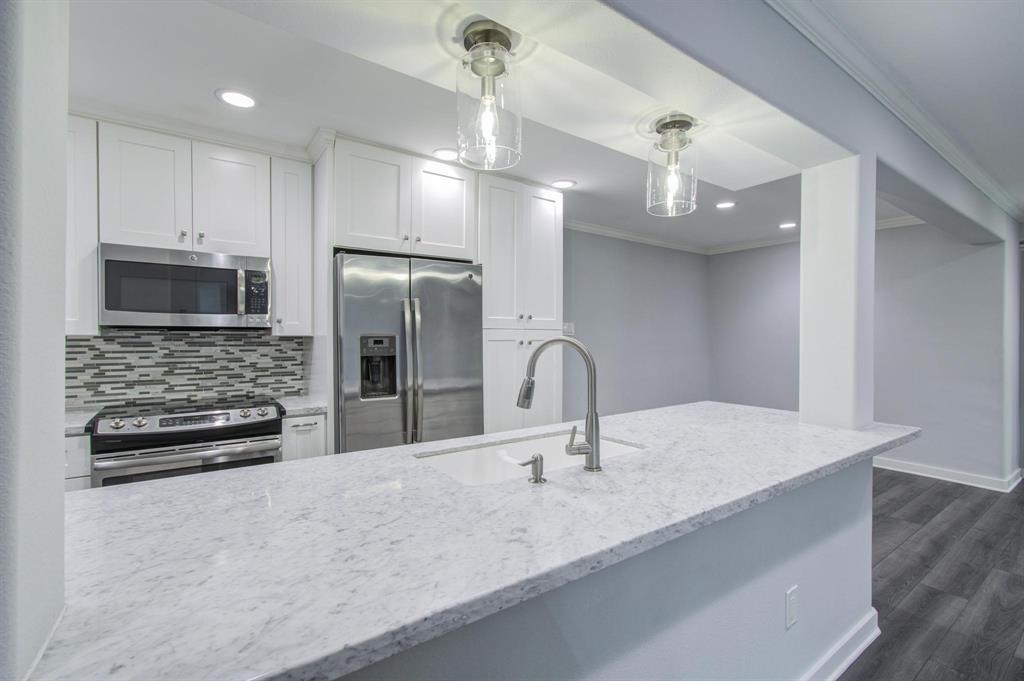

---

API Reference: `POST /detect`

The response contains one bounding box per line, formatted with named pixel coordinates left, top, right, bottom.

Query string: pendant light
left=647, top=113, right=698, bottom=217
left=457, top=20, right=521, bottom=170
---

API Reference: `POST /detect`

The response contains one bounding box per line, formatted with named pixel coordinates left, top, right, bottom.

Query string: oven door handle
left=92, top=440, right=280, bottom=471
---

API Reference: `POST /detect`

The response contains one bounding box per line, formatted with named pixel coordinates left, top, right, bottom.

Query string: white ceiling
left=770, top=0, right=1024, bottom=222
left=69, top=0, right=914, bottom=252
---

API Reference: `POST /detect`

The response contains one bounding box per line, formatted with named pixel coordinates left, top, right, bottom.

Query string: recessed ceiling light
left=216, top=89, right=256, bottom=109
left=779, top=222, right=798, bottom=230
left=432, top=148, right=459, bottom=161
left=715, top=201, right=736, bottom=209
left=551, top=179, right=577, bottom=189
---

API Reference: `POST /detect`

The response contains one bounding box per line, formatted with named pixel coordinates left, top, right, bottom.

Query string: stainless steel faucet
left=517, top=336, right=601, bottom=472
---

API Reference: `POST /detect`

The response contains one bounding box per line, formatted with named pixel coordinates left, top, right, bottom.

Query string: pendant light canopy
left=457, top=20, right=521, bottom=170
left=647, top=113, right=698, bottom=217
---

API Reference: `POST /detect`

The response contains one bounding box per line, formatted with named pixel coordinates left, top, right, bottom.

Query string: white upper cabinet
left=271, top=157, right=313, bottom=336
left=66, top=116, right=99, bottom=336
left=479, top=176, right=563, bottom=330
left=192, top=142, right=271, bottom=257
left=479, top=175, right=521, bottom=328
left=335, top=139, right=412, bottom=253
left=99, top=122, right=193, bottom=250
left=520, top=186, right=563, bottom=330
left=410, top=158, right=477, bottom=261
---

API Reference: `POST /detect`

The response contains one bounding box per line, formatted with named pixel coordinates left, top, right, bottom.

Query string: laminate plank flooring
left=839, top=469, right=1023, bottom=681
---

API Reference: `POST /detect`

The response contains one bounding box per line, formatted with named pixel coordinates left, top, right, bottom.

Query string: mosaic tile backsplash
left=66, top=329, right=307, bottom=409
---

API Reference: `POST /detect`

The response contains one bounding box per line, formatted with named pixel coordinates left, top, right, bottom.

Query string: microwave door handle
left=413, top=297, right=424, bottom=443
left=237, top=269, right=246, bottom=315
left=402, top=298, right=415, bottom=444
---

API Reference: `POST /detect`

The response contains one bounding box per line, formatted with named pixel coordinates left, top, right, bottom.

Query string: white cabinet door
left=99, top=122, right=193, bottom=250
left=483, top=329, right=525, bottom=433
left=519, top=186, right=563, bottom=330
left=66, top=116, right=99, bottom=336
left=271, top=158, right=313, bottom=336
left=479, top=175, right=522, bottom=328
left=411, top=158, right=477, bottom=261
left=521, top=331, right=563, bottom=428
left=281, top=414, right=327, bottom=461
left=335, top=139, right=412, bottom=253
left=192, top=142, right=271, bottom=257
left=64, top=435, right=91, bottom=480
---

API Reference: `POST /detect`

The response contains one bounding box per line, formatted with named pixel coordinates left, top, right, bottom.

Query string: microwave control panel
left=245, top=271, right=269, bottom=315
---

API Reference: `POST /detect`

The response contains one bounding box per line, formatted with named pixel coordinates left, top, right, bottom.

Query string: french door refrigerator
left=335, top=252, right=483, bottom=453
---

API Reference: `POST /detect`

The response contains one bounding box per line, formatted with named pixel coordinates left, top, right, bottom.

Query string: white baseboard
left=801, top=608, right=879, bottom=681
left=874, top=456, right=1022, bottom=493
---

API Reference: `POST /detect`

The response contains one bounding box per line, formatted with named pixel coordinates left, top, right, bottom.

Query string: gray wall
left=708, top=243, right=800, bottom=410
left=875, top=224, right=1004, bottom=480
left=702, top=224, right=1005, bottom=483
left=562, top=229, right=710, bottom=420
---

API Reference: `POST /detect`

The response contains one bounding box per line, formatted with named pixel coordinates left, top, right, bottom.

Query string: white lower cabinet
left=281, top=414, right=327, bottom=461
left=65, top=435, right=91, bottom=491
left=483, top=330, right=562, bottom=434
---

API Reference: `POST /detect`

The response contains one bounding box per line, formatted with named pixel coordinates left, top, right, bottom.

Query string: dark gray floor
left=839, top=468, right=1024, bottom=681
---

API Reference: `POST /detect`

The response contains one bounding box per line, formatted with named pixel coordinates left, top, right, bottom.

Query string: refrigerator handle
left=402, top=298, right=415, bottom=444
left=413, top=297, right=425, bottom=442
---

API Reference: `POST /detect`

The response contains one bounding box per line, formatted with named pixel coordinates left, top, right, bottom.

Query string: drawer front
left=65, top=435, right=91, bottom=479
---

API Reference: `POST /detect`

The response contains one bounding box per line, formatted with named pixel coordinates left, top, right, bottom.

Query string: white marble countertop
left=33, top=401, right=918, bottom=681
left=64, top=408, right=98, bottom=437
left=277, top=395, right=328, bottom=417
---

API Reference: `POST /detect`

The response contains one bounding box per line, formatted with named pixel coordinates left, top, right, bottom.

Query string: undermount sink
left=417, top=432, right=642, bottom=486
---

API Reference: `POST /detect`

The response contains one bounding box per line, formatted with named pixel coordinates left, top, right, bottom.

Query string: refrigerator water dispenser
left=360, top=335, right=397, bottom=399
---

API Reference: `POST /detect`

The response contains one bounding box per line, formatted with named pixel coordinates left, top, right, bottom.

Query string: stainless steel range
left=88, top=398, right=284, bottom=487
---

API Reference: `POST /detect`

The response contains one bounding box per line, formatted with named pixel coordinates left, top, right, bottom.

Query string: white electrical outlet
left=562, top=321, right=575, bottom=336
left=785, top=585, right=799, bottom=629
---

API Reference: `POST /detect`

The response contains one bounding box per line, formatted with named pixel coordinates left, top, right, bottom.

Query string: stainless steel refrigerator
left=334, top=253, right=483, bottom=453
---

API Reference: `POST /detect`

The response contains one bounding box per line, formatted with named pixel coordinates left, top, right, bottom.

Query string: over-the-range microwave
left=99, top=244, right=271, bottom=328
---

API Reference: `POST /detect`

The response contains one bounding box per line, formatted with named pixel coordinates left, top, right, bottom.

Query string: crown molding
left=69, top=97, right=312, bottom=162
left=568, top=216, right=924, bottom=257
left=306, top=128, right=337, bottom=162
left=564, top=220, right=707, bottom=255
left=765, top=0, right=1022, bottom=222
left=705, top=235, right=800, bottom=255
left=877, top=214, right=925, bottom=230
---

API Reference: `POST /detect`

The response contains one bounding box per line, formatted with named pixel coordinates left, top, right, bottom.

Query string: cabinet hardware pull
left=179, top=229, right=188, bottom=237
left=289, top=422, right=319, bottom=429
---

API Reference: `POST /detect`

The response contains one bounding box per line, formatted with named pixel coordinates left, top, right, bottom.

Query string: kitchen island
left=32, top=402, right=917, bottom=681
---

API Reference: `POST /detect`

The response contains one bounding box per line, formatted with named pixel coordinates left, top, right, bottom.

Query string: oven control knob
left=256, top=407, right=268, bottom=417
left=132, top=417, right=148, bottom=429
left=109, top=418, right=125, bottom=430
left=239, top=409, right=252, bottom=418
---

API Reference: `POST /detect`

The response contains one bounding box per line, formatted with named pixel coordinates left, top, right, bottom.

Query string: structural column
left=799, top=154, right=877, bottom=429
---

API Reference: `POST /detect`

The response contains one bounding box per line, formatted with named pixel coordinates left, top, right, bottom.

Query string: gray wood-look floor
left=839, top=468, right=1024, bottom=681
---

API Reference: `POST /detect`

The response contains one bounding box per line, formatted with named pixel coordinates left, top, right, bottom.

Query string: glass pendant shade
left=457, top=42, right=521, bottom=170
left=646, top=129, right=697, bottom=217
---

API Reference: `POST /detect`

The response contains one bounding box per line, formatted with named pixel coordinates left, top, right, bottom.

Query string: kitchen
left=4, top=1, right=1022, bottom=681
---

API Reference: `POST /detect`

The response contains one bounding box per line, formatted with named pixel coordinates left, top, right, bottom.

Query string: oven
left=89, top=401, right=283, bottom=487
left=99, top=243, right=271, bottom=328
left=91, top=436, right=281, bottom=487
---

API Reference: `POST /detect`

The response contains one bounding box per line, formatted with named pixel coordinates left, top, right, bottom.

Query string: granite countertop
left=32, top=401, right=918, bottom=681
left=63, top=396, right=328, bottom=437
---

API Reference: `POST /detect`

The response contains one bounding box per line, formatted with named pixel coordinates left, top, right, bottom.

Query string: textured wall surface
left=66, top=329, right=306, bottom=408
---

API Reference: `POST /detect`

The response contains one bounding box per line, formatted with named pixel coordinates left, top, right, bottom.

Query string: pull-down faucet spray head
left=516, top=377, right=535, bottom=409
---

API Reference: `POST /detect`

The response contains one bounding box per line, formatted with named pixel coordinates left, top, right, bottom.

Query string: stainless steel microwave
left=99, top=244, right=271, bottom=328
